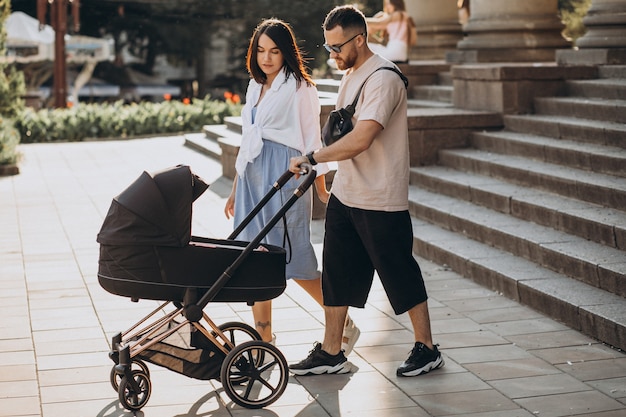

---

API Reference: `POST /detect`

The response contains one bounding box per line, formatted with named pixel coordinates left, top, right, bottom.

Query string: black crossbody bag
left=321, top=66, right=409, bottom=146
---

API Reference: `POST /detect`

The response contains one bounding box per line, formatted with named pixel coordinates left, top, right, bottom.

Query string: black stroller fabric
left=96, top=165, right=287, bottom=304
left=97, top=164, right=207, bottom=247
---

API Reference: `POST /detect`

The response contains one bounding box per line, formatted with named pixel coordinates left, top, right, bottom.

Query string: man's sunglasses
left=323, top=32, right=366, bottom=53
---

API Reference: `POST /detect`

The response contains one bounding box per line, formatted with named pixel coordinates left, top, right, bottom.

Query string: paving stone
left=413, top=389, right=520, bottom=416
left=491, top=373, right=592, bottom=399
left=435, top=330, right=510, bottom=349
left=556, top=357, right=626, bottom=381
left=0, top=396, right=41, bottom=417
left=506, top=330, right=597, bottom=350
left=464, top=357, right=561, bottom=381
left=445, top=344, right=533, bottom=365
left=482, top=317, right=569, bottom=337
left=514, top=390, right=624, bottom=417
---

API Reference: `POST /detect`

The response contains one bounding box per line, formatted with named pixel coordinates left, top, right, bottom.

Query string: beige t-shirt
left=331, top=54, right=410, bottom=212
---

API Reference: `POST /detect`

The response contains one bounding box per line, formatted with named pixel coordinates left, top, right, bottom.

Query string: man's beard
left=335, top=51, right=356, bottom=70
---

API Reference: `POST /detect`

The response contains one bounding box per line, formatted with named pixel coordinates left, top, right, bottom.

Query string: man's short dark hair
left=323, top=5, right=367, bottom=34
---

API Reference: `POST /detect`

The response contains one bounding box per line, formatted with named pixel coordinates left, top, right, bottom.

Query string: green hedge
left=15, top=96, right=242, bottom=143
left=0, top=115, right=20, bottom=165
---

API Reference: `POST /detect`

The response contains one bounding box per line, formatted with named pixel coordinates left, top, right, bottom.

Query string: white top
left=236, top=69, right=327, bottom=177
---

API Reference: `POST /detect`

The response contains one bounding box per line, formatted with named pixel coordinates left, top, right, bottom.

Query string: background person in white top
left=366, top=0, right=411, bottom=63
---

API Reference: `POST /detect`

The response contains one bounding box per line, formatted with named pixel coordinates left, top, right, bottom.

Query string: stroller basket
left=136, top=320, right=225, bottom=380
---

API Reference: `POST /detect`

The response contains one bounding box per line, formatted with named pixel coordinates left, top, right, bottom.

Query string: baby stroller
left=96, top=163, right=315, bottom=411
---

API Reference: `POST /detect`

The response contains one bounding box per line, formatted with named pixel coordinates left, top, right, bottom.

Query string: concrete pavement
left=1, top=136, right=625, bottom=417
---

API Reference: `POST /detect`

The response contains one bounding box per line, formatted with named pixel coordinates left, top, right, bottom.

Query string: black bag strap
left=347, top=66, right=409, bottom=110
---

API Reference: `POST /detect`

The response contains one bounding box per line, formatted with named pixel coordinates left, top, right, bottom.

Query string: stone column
left=449, top=0, right=571, bottom=62
left=406, top=0, right=463, bottom=60
left=558, top=0, right=626, bottom=64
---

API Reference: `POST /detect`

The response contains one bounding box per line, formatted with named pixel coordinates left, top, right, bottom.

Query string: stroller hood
left=97, top=165, right=209, bottom=247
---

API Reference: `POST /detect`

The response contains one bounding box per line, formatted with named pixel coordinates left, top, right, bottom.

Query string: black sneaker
left=396, top=342, right=444, bottom=377
left=289, top=342, right=352, bottom=376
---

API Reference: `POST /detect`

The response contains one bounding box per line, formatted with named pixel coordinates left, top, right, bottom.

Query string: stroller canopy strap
left=97, top=165, right=209, bottom=247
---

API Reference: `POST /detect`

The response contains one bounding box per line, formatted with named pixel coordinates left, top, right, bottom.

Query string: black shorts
left=322, top=195, right=428, bottom=315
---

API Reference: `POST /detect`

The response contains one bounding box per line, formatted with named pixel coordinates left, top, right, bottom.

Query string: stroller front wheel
left=118, top=369, right=151, bottom=411
left=109, top=359, right=150, bottom=391
left=220, top=340, right=288, bottom=409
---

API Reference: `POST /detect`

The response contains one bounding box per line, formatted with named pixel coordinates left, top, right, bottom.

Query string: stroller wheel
left=214, top=321, right=262, bottom=350
left=109, top=359, right=150, bottom=391
left=118, top=370, right=151, bottom=411
left=220, top=340, right=288, bottom=409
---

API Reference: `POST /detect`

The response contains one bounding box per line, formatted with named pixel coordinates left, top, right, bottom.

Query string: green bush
left=559, top=0, right=592, bottom=42
left=0, top=116, right=20, bottom=165
left=15, top=96, right=242, bottom=144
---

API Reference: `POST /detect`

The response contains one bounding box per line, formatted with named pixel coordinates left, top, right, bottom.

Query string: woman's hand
left=314, top=175, right=330, bottom=204
left=224, top=193, right=235, bottom=219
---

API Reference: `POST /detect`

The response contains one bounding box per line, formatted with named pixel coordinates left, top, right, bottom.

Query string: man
left=288, top=5, right=444, bottom=377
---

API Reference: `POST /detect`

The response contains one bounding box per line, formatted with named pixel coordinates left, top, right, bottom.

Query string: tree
left=0, top=0, right=25, bottom=169
left=68, top=0, right=341, bottom=96
left=0, top=0, right=25, bottom=118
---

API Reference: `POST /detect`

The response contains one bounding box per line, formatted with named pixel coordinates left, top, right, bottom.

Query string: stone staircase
left=409, top=65, right=626, bottom=351
left=184, top=62, right=625, bottom=351
left=409, top=69, right=453, bottom=108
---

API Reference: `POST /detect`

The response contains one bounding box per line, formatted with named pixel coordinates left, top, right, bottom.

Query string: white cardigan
left=235, top=69, right=326, bottom=177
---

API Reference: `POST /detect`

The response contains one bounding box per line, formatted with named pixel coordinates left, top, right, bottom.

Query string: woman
left=225, top=19, right=360, bottom=354
left=366, top=0, right=412, bottom=63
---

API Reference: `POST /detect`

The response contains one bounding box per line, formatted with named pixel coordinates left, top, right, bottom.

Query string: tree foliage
left=0, top=0, right=25, bottom=118
left=559, top=0, right=592, bottom=41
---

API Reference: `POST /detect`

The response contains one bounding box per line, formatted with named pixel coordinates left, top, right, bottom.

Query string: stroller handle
left=228, top=163, right=316, bottom=241
left=274, top=162, right=313, bottom=187
left=197, top=162, right=317, bottom=312
left=295, top=163, right=315, bottom=197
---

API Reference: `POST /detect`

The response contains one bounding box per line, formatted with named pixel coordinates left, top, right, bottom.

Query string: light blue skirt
left=234, top=140, right=319, bottom=280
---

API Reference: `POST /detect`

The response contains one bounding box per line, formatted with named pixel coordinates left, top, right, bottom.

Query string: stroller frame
left=102, top=164, right=316, bottom=411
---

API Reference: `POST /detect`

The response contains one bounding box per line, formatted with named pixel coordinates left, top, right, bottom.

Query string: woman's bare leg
left=251, top=299, right=273, bottom=343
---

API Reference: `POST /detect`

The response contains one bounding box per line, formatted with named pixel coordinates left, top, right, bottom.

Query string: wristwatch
left=305, top=151, right=318, bottom=166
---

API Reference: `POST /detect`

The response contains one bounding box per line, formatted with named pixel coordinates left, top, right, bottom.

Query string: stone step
left=183, top=132, right=221, bottom=160
left=407, top=98, right=453, bottom=109
left=534, top=96, right=626, bottom=124
left=408, top=186, right=626, bottom=298
left=567, top=78, right=626, bottom=100
left=503, top=114, right=626, bottom=149
left=438, top=148, right=626, bottom=211
left=224, top=116, right=243, bottom=135
left=316, top=63, right=450, bottom=99
left=599, top=65, right=626, bottom=79
left=410, top=165, right=626, bottom=249
left=438, top=71, right=453, bottom=86
left=202, top=123, right=242, bottom=142
left=470, top=130, right=626, bottom=178
left=398, top=60, right=450, bottom=88
left=405, top=107, right=502, bottom=166
left=410, top=218, right=626, bottom=351
left=413, top=85, right=452, bottom=103
left=315, top=78, right=341, bottom=94
left=407, top=107, right=502, bottom=129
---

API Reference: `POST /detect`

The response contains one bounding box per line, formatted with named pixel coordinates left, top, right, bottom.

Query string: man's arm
left=289, top=119, right=383, bottom=174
